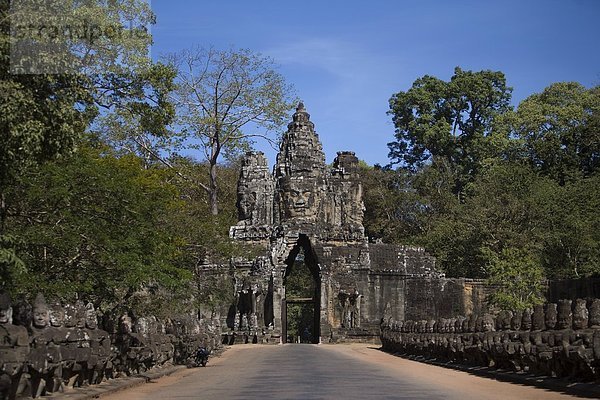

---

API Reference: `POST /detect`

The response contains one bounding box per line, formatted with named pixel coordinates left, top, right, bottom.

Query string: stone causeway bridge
left=2, top=104, right=599, bottom=399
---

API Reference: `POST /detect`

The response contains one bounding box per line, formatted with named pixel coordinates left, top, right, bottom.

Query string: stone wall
left=381, top=298, right=600, bottom=382
left=547, top=278, right=600, bottom=302
left=0, top=294, right=221, bottom=400
left=225, top=103, right=503, bottom=343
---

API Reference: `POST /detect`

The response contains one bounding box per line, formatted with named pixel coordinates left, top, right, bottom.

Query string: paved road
left=100, top=344, right=584, bottom=400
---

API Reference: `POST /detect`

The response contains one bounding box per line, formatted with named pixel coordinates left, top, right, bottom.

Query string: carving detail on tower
left=231, top=102, right=365, bottom=241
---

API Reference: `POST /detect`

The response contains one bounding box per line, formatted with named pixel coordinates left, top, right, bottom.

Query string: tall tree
left=0, top=0, right=165, bottom=227
left=511, top=82, right=600, bottom=184
left=387, top=67, right=512, bottom=198
left=359, top=165, right=426, bottom=243
left=2, top=143, right=192, bottom=312
left=485, top=247, right=545, bottom=311
left=1, top=0, right=167, bottom=282
left=166, top=47, right=296, bottom=215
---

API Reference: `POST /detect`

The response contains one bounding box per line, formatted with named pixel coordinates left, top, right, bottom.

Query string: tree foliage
left=166, top=46, right=296, bottom=215
left=359, top=165, right=426, bottom=243
left=486, top=247, right=545, bottom=311
left=388, top=67, right=512, bottom=197
left=106, top=47, right=296, bottom=215
left=1, top=0, right=172, bottom=228
left=511, top=82, right=600, bottom=183
left=371, top=69, right=600, bottom=303
left=2, top=143, right=192, bottom=309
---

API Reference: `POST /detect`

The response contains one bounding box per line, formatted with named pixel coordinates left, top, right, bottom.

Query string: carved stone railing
left=0, top=295, right=221, bottom=400
left=380, top=298, right=600, bottom=382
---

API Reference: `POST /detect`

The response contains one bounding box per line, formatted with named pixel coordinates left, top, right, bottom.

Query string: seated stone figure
left=113, top=314, right=135, bottom=377
left=47, top=302, right=66, bottom=393
left=557, top=300, right=573, bottom=330
left=84, top=303, right=111, bottom=385
left=572, top=299, right=589, bottom=330
left=62, top=301, right=90, bottom=388
left=28, top=294, right=59, bottom=398
left=0, top=293, right=30, bottom=400
left=589, top=299, right=600, bottom=328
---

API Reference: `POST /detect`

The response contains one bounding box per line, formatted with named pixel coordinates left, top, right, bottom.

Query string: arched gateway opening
left=282, top=235, right=320, bottom=344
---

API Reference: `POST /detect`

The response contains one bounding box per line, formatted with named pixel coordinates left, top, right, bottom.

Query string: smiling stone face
left=33, top=293, right=50, bottom=329
left=280, top=177, right=318, bottom=220
left=85, top=302, right=97, bottom=330
left=49, top=303, right=65, bottom=327
left=0, top=293, right=12, bottom=324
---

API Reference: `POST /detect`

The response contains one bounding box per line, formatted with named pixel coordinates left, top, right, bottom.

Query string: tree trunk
left=209, top=125, right=221, bottom=215
left=0, top=190, right=6, bottom=234
left=209, top=160, right=219, bottom=215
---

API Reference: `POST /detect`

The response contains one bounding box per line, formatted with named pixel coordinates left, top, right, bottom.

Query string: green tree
left=534, top=174, right=600, bottom=278
left=486, top=247, right=545, bottom=311
left=387, top=67, right=512, bottom=198
left=511, top=82, right=600, bottom=184
left=1, top=0, right=168, bottom=224
left=422, top=162, right=551, bottom=278
left=2, top=143, right=192, bottom=313
left=359, top=165, right=426, bottom=243
left=162, top=155, right=263, bottom=312
left=1, top=0, right=174, bottom=288
left=164, top=47, right=296, bottom=215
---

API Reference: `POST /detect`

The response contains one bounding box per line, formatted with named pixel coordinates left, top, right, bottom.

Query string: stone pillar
left=272, top=273, right=283, bottom=340
left=251, top=291, right=257, bottom=315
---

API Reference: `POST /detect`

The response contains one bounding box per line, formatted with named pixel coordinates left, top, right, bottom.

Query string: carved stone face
left=281, top=177, right=317, bottom=219
left=74, top=301, right=86, bottom=329
left=572, top=299, right=588, bottom=330
left=545, top=303, right=558, bottom=330
left=589, top=299, right=600, bottom=327
left=510, top=311, right=522, bottom=331
left=64, top=304, right=77, bottom=328
left=119, top=315, right=133, bottom=334
left=557, top=299, right=572, bottom=330
left=521, top=308, right=533, bottom=330
left=135, top=317, right=149, bottom=335
left=0, top=306, right=12, bottom=324
left=241, top=191, right=259, bottom=221
left=532, top=304, right=546, bottom=330
left=49, top=304, right=65, bottom=327
left=85, top=303, right=97, bottom=329
left=33, top=305, right=50, bottom=329
left=482, top=314, right=495, bottom=332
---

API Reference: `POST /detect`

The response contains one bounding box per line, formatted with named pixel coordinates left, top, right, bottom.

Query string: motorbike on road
left=192, top=346, right=210, bottom=367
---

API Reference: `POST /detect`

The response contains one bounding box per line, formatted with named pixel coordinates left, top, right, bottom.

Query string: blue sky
left=150, top=0, right=600, bottom=166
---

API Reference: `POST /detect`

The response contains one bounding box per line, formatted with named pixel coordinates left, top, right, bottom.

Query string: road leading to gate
left=99, top=344, right=584, bottom=400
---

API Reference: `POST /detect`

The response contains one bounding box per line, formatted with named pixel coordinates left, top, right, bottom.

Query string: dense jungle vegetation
left=1, top=1, right=598, bottom=313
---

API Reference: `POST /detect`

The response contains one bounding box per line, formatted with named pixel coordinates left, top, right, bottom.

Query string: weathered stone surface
left=532, top=304, right=546, bottom=331
left=231, top=151, right=275, bottom=240
left=557, top=299, right=573, bottom=330
left=573, top=299, right=589, bottom=330
left=225, top=103, right=493, bottom=343
left=381, top=299, right=600, bottom=382
left=590, top=299, right=600, bottom=328
left=0, top=296, right=222, bottom=399
left=545, top=303, right=558, bottom=330
left=0, top=293, right=30, bottom=400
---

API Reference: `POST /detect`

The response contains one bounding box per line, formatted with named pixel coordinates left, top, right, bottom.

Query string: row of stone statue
left=380, top=298, right=600, bottom=382
left=384, top=299, right=600, bottom=334
left=0, top=293, right=219, bottom=400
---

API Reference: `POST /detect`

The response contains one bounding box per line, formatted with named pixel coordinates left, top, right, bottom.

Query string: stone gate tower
left=228, top=103, right=445, bottom=343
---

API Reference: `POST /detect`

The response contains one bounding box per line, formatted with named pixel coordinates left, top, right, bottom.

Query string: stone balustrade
left=380, top=298, right=600, bottom=382
left=0, top=294, right=221, bottom=400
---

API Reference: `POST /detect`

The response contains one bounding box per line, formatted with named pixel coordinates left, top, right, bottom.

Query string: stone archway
left=282, top=234, right=321, bottom=344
